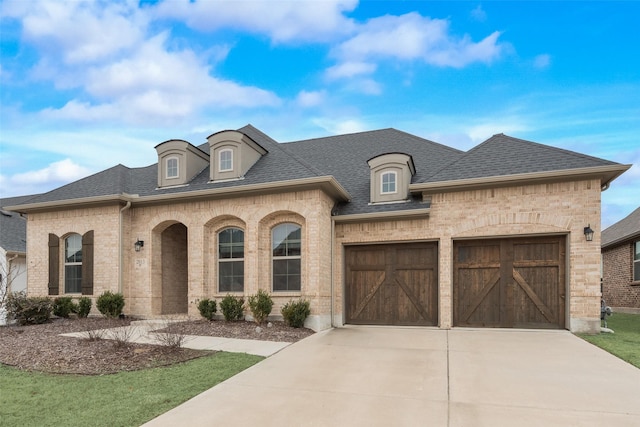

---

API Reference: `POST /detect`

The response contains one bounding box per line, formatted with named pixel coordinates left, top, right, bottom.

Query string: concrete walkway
left=61, top=320, right=290, bottom=357
left=142, top=326, right=640, bottom=427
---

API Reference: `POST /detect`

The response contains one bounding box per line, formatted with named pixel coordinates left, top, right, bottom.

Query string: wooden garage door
left=345, top=243, right=438, bottom=326
left=454, top=236, right=566, bottom=329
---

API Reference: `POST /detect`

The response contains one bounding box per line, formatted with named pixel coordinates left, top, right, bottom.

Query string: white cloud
left=154, top=0, right=358, bottom=43
left=312, top=118, right=368, bottom=135
left=534, top=54, right=551, bottom=69
left=325, top=61, right=377, bottom=80
left=10, top=159, right=91, bottom=185
left=295, top=90, right=326, bottom=108
left=39, top=33, right=280, bottom=124
left=332, top=12, right=504, bottom=67
left=4, top=0, right=147, bottom=64
left=470, top=5, right=487, bottom=22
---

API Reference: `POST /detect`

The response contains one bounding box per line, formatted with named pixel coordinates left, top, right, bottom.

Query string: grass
left=0, top=352, right=263, bottom=427
left=578, top=312, right=640, bottom=368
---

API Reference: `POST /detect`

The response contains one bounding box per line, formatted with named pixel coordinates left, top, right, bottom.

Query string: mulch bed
left=0, top=317, right=314, bottom=375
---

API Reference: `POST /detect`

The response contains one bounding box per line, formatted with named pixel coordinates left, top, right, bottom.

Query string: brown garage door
left=345, top=243, right=438, bottom=326
left=454, top=236, right=566, bottom=329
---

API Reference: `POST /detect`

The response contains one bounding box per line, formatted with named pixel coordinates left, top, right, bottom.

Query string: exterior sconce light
left=583, top=225, right=594, bottom=242
left=134, top=239, right=144, bottom=252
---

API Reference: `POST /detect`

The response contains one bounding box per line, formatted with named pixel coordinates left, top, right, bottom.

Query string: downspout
left=119, top=201, right=131, bottom=294
left=330, top=216, right=335, bottom=328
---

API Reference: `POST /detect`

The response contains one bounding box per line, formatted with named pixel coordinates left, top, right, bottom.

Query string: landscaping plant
left=248, top=289, right=273, bottom=324
left=281, top=299, right=310, bottom=328
left=219, top=294, right=244, bottom=321
left=96, top=291, right=125, bottom=318
left=197, top=298, right=217, bottom=321
left=76, top=297, right=92, bottom=318
left=53, top=296, right=77, bottom=318
left=6, top=292, right=53, bottom=325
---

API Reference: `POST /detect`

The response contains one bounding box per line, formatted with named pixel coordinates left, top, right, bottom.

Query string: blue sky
left=0, top=0, right=638, bottom=228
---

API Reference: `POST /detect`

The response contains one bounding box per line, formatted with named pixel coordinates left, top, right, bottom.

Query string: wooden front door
left=345, top=243, right=438, bottom=326
left=454, top=237, right=566, bottom=329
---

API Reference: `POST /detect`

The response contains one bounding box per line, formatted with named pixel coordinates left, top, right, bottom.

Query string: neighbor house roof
left=602, top=207, right=640, bottom=249
left=6, top=125, right=631, bottom=217
left=0, top=195, right=36, bottom=253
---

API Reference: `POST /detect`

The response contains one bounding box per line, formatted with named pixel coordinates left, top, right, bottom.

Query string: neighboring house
left=0, top=195, right=32, bottom=325
left=602, top=207, right=640, bottom=312
left=6, top=125, right=630, bottom=333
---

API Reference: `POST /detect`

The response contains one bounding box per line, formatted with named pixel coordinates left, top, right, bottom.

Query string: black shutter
left=81, top=230, right=94, bottom=295
left=48, top=234, right=59, bottom=295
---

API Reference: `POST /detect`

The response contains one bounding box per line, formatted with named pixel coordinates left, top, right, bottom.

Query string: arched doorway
left=153, top=222, right=188, bottom=315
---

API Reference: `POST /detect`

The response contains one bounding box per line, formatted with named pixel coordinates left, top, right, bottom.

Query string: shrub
left=53, top=296, right=77, bottom=318
left=6, top=292, right=53, bottom=325
left=197, top=298, right=217, bottom=321
left=219, top=294, right=244, bottom=321
left=76, top=297, right=92, bottom=318
left=248, top=289, right=273, bottom=325
left=281, top=299, right=310, bottom=328
left=96, top=291, right=125, bottom=318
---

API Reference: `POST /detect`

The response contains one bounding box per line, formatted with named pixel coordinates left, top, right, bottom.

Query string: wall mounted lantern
left=583, top=225, right=594, bottom=242
left=134, top=239, right=145, bottom=252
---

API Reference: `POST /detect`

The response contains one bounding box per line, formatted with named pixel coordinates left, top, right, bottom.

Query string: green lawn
left=0, top=352, right=263, bottom=427
left=578, top=312, right=640, bottom=368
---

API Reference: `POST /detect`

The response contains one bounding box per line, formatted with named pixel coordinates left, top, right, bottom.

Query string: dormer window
left=219, top=149, right=233, bottom=172
left=367, top=153, right=415, bottom=204
left=381, top=171, right=397, bottom=194
left=166, top=157, right=179, bottom=179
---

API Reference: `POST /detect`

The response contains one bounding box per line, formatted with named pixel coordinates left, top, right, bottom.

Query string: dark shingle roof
left=0, top=195, right=36, bottom=253
left=421, top=133, right=618, bottom=183
left=602, top=207, right=640, bottom=249
left=281, top=128, right=463, bottom=215
left=6, top=126, right=626, bottom=217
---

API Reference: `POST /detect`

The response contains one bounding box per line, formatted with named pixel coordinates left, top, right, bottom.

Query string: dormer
left=367, top=153, right=416, bottom=203
left=207, top=130, right=267, bottom=182
left=155, top=139, right=209, bottom=188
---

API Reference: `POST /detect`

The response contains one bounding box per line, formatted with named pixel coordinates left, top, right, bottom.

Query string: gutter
left=410, top=164, right=632, bottom=194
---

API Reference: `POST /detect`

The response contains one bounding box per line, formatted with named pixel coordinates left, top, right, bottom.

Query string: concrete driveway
left=144, top=327, right=640, bottom=427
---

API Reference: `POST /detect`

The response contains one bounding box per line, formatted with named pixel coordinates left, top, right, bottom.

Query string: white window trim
left=219, top=149, right=233, bottom=172
left=166, top=156, right=179, bottom=179
left=64, top=234, right=82, bottom=294
left=380, top=171, right=398, bottom=194
left=271, top=224, right=302, bottom=292
left=218, top=227, right=245, bottom=293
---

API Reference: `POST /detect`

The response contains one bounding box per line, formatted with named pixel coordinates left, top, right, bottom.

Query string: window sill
left=631, top=281, right=640, bottom=286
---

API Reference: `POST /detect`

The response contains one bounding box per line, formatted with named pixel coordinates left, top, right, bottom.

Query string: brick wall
left=602, top=242, right=640, bottom=308
left=334, top=179, right=602, bottom=333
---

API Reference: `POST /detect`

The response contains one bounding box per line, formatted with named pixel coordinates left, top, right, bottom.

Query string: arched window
left=219, top=149, right=233, bottom=172
left=272, top=223, right=301, bottom=291
left=218, top=227, right=244, bottom=292
left=64, top=234, right=82, bottom=293
left=166, top=157, right=179, bottom=178
left=381, top=171, right=397, bottom=194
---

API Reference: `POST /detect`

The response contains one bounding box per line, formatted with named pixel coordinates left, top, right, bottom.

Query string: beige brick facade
left=334, top=179, right=602, bottom=333
left=26, top=180, right=602, bottom=332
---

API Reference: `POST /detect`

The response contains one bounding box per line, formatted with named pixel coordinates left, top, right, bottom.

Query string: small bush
left=248, top=289, right=273, bottom=325
left=53, top=297, right=77, bottom=318
left=6, top=292, right=53, bottom=325
left=76, top=297, right=92, bottom=318
left=107, top=318, right=133, bottom=347
left=153, top=321, right=188, bottom=350
left=197, top=298, right=217, bottom=321
left=281, top=299, right=310, bottom=328
left=96, top=291, right=125, bottom=318
left=219, top=294, right=244, bottom=321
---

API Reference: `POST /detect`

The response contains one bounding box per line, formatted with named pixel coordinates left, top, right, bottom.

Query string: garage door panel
left=454, top=237, right=565, bottom=329
left=346, top=243, right=438, bottom=326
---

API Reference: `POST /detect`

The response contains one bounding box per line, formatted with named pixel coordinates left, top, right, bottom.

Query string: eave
left=410, top=164, right=632, bottom=194
left=5, top=176, right=351, bottom=213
